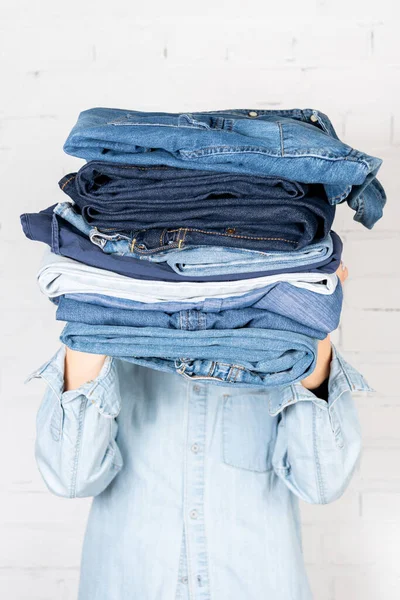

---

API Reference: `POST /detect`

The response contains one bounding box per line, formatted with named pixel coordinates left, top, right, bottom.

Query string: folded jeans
left=37, top=249, right=339, bottom=304
left=56, top=277, right=343, bottom=339
left=53, top=202, right=342, bottom=276
left=59, top=163, right=334, bottom=250
left=60, top=323, right=318, bottom=389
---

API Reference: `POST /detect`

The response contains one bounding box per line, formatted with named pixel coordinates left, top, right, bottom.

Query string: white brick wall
left=1, top=1, right=398, bottom=598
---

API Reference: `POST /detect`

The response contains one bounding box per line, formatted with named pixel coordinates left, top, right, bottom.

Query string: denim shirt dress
left=27, top=345, right=372, bottom=600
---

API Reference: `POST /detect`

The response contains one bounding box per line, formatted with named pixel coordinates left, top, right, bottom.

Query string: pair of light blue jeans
left=60, top=323, right=318, bottom=388
left=62, top=107, right=386, bottom=228
left=56, top=272, right=342, bottom=339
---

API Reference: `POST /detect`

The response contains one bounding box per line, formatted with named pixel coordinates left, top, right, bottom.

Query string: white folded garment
left=37, top=248, right=338, bottom=304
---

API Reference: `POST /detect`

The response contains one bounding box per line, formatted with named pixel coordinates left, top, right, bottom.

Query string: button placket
left=183, top=384, right=211, bottom=599
left=175, top=528, right=190, bottom=600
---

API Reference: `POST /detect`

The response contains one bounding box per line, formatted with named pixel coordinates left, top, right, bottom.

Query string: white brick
left=356, top=399, right=400, bottom=445
left=340, top=309, right=400, bottom=353
left=343, top=277, right=400, bottom=310
left=0, top=491, right=90, bottom=526
left=372, top=23, right=400, bottom=63
left=333, top=567, right=399, bottom=600
left=342, top=110, right=392, bottom=148
left=0, top=570, right=79, bottom=600
left=359, top=448, right=400, bottom=483
left=0, top=525, right=84, bottom=568
left=301, top=490, right=361, bottom=525
left=339, top=352, right=400, bottom=397
left=293, top=20, right=371, bottom=66
left=361, top=492, right=400, bottom=521
left=342, top=232, right=400, bottom=278
left=306, top=566, right=334, bottom=600
left=322, top=522, right=400, bottom=565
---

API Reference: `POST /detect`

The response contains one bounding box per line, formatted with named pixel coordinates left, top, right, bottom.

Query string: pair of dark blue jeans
left=20, top=207, right=342, bottom=282
left=59, top=163, right=335, bottom=251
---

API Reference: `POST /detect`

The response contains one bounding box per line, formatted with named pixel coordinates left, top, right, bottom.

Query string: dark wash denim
left=60, top=323, right=318, bottom=389
left=20, top=208, right=339, bottom=282
left=63, top=107, right=386, bottom=228
left=56, top=277, right=342, bottom=338
left=59, top=163, right=334, bottom=250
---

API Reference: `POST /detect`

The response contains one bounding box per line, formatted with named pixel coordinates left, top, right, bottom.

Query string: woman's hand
left=301, top=262, right=348, bottom=390
left=64, top=347, right=107, bottom=392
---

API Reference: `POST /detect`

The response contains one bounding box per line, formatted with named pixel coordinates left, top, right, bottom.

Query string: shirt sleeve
left=26, top=346, right=123, bottom=498
left=269, top=344, right=374, bottom=504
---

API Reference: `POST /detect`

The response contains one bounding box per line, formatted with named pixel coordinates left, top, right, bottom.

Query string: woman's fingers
left=336, top=261, right=349, bottom=284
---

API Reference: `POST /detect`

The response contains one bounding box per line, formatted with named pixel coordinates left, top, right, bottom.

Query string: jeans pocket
left=222, top=392, right=275, bottom=473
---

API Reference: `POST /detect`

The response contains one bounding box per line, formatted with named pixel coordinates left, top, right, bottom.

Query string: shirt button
left=191, top=443, right=199, bottom=453
left=193, top=385, right=200, bottom=393
left=190, top=509, right=198, bottom=519
left=248, top=110, right=258, bottom=117
left=181, top=576, right=188, bottom=584
left=310, top=113, right=319, bottom=122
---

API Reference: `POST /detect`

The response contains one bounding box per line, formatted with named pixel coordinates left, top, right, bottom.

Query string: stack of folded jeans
left=21, top=107, right=386, bottom=388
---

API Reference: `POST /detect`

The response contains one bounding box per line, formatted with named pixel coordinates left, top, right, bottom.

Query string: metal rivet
left=248, top=111, right=258, bottom=117
left=193, top=385, right=200, bottom=393
left=191, top=443, right=199, bottom=453
left=310, top=114, right=319, bottom=123
left=226, top=227, right=236, bottom=234
left=190, top=509, right=198, bottom=519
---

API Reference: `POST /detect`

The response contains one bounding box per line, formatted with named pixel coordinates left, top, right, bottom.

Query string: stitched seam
left=312, top=402, right=326, bottom=504
left=162, top=227, right=298, bottom=245
left=60, top=175, right=76, bottom=190
left=329, top=184, right=353, bottom=203
left=180, top=146, right=356, bottom=160
left=69, top=396, right=87, bottom=498
left=277, top=121, right=284, bottom=156
left=335, top=354, right=353, bottom=392
left=109, top=122, right=209, bottom=129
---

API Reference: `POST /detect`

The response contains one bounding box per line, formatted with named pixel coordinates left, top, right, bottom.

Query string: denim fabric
left=29, top=346, right=372, bottom=599
left=147, top=233, right=342, bottom=276
left=53, top=201, right=342, bottom=275
left=37, top=250, right=339, bottom=304
left=22, top=208, right=337, bottom=283
left=21, top=207, right=310, bottom=283
left=62, top=107, right=386, bottom=228
left=56, top=276, right=343, bottom=338
left=60, top=322, right=318, bottom=388
left=59, top=163, right=334, bottom=250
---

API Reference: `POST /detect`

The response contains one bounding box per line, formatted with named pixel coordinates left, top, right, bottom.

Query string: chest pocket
left=222, top=392, right=276, bottom=473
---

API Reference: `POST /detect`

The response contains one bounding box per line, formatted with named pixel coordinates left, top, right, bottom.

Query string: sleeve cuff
left=268, top=344, right=374, bottom=416
left=25, top=346, right=121, bottom=418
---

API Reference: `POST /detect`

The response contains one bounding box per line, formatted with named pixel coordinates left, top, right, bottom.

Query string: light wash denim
left=62, top=107, right=386, bottom=228
left=60, top=322, right=318, bottom=388
left=53, top=202, right=340, bottom=277
left=27, top=345, right=373, bottom=599
left=38, top=250, right=339, bottom=304
left=56, top=274, right=343, bottom=339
